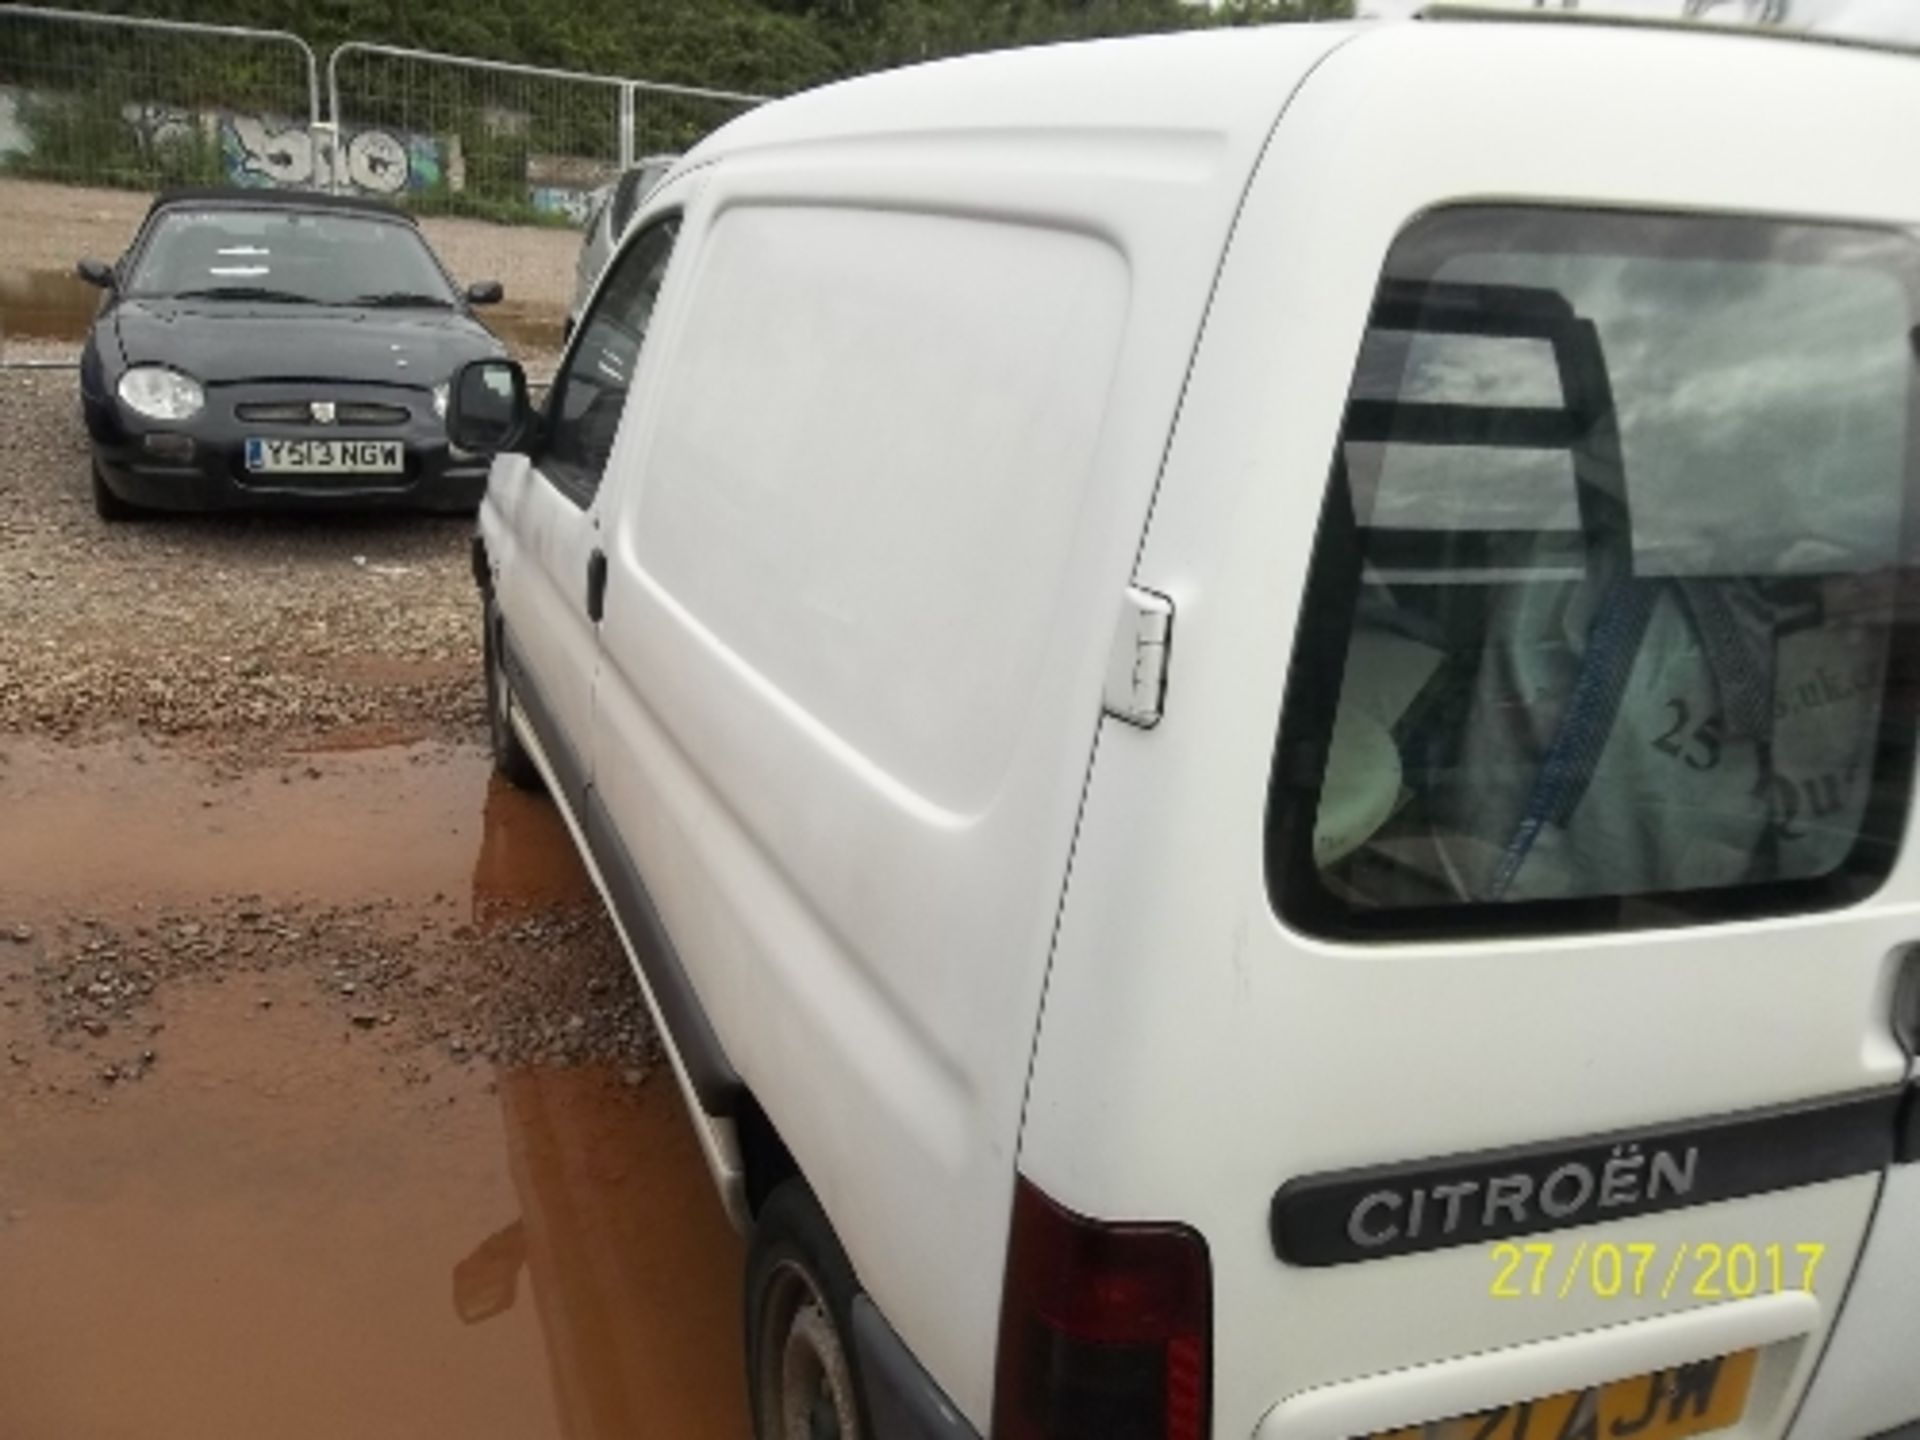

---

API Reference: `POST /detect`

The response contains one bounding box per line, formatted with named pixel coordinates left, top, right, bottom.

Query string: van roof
left=1419, top=3, right=1920, bottom=61
left=682, top=23, right=1360, bottom=166
left=685, top=17, right=1912, bottom=167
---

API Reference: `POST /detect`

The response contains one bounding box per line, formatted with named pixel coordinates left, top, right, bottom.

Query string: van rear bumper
left=850, top=1295, right=982, bottom=1440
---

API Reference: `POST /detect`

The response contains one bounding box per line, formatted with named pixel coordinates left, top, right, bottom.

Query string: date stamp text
left=1489, top=1241, right=1826, bottom=1300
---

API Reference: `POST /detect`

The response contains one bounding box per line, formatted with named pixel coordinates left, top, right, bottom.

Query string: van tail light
left=991, top=1176, right=1212, bottom=1440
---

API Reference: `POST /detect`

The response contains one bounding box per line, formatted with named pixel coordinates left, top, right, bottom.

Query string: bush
left=3, top=88, right=224, bottom=190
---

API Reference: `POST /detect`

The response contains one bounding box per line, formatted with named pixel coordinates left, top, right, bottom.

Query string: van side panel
left=633, top=204, right=1130, bottom=814
left=587, top=28, right=1349, bottom=1421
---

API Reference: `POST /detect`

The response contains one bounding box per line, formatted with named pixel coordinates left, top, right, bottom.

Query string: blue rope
left=1487, top=573, right=1663, bottom=901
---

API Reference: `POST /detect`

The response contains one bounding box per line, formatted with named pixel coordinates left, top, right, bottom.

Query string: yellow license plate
left=1368, top=1349, right=1756, bottom=1440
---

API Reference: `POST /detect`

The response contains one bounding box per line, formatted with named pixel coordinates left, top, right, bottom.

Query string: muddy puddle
left=486, top=298, right=570, bottom=359
left=0, top=736, right=587, bottom=916
left=0, top=267, right=97, bottom=344
left=0, top=738, right=748, bottom=1438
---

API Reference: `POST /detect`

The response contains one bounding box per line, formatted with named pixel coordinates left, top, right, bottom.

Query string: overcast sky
left=1353, top=0, right=1920, bottom=42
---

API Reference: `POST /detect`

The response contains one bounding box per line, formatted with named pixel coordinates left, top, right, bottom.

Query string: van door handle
left=586, top=549, right=607, bottom=623
left=1893, top=947, right=1919, bottom=1163
left=1894, top=945, right=1920, bottom=1059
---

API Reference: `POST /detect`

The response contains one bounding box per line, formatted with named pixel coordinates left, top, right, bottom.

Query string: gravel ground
left=1, top=898, right=652, bottom=1097
left=0, top=367, right=486, bottom=748
left=0, top=308, right=644, bottom=1083
left=0, top=180, right=572, bottom=755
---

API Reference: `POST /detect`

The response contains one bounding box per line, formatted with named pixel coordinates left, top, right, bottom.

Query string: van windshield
left=1272, top=207, right=1920, bottom=937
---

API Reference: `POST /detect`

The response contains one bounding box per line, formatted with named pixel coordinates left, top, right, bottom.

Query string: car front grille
left=235, top=400, right=413, bottom=426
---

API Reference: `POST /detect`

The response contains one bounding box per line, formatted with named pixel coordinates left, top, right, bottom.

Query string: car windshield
left=125, top=207, right=458, bottom=307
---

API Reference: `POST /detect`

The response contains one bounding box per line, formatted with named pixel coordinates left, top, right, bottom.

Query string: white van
left=449, top=13, right=1920, bottom=1439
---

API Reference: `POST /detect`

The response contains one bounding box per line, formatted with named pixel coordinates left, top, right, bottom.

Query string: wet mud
left=0, top=267, right=98, bottom=343
left=0, top=737, right=591, bottom=916
left=2, top=211, right=744, bottom=1435
left=485, top=298, right=572, bottom=359
left=0, top=739, right=749, bottom=1439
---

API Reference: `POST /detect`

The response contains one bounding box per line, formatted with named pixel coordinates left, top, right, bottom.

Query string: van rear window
left=1271, top=207, right=1920, bottom=938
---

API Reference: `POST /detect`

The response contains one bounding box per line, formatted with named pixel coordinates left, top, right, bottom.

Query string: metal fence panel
left=0, top=5, right=322, bottom=364
left=325, top=44, right=761, bottom=227
left=0, top=3, right=318, bottom=193
left=0, top=8, right=762, bottom=367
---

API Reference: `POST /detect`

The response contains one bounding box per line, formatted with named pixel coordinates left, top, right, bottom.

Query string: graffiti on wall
left=0, top=87, right=603, bottom=219
left=221, top=114, right=451, bottom=195
left=0, top=96, right=459, bottom=196
left=525, top=154, right=615, bottom=224
left=528, top=187, right=595, bottom=224
left=122, top=101, right=204, bottom=155
left=0, top=89, right=23, bottom=160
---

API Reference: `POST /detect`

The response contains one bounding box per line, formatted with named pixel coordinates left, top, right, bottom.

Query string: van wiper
left=173, top=285, right=319, bottom=304
left=350, top=291, right=455, bottom=309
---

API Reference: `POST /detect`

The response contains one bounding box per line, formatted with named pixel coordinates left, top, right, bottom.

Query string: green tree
left=30, top=0, right=1350, bottom=94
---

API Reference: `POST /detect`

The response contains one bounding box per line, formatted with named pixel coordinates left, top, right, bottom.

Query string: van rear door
left=1016, top=23, right=1920, bottom=1440
left=1789, top=1022, right=1920, bottom=1437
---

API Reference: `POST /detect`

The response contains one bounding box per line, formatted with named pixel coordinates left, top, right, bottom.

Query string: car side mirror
left=448, top=358, right=533, bottom=457
left=76, top=258, right=115, bottom=290
left=466, top=280, right=504, bottom=306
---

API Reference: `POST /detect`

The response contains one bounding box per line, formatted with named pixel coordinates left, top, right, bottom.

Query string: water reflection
left=470, top=772, right=751, bottom=1439
left=0, top=752, right=747, bottom=1439
left=0, top=266, right=98, bottom=341
left=455, top=1218, right=528, bottom=1324
left=466, top=1068, right=750, bottom=1439
left=471, top=770, right=595, bottom=914
left=483, top=298, right=570, bottom=359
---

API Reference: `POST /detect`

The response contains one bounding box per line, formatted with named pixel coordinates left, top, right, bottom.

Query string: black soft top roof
left=146, top=187, right=415, bottom=224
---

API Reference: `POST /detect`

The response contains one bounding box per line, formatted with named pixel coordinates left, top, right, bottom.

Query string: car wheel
left=483, top=602, right=543, bottom=792
left=746, top=1180, right=870, bottom=1440
left=91, top=462, right=138, bottom=522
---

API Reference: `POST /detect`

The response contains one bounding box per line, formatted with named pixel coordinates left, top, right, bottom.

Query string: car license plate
left=245, top=438, right=404, bottom=475
left=1367, top=1350, right=1755, bottom=1440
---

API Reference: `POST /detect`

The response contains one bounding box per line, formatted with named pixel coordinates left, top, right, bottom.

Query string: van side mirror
left=466, top=280, right=504, bottom=306
left=76, top=258, right=115, bottom=290
left=448, top=358, right=533, bottom=456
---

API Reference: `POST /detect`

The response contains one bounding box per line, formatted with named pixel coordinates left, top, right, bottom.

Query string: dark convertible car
left=77, top=188, right=509, bottom=519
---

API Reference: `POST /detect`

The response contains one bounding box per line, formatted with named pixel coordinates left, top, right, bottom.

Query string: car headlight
left=432, top=382, right=449, bottom=421
left=117, top=366, right=204, bottom=422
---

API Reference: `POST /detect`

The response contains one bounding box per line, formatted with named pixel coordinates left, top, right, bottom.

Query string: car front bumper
left=87, top=381, right=491, bottom=515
